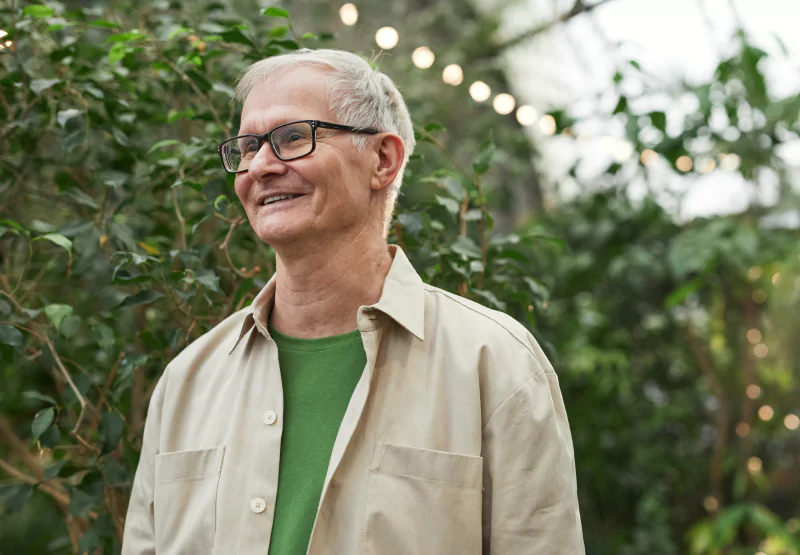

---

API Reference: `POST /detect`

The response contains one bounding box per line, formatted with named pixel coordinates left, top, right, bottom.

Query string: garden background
left=1, top=0, right=799, bottom=553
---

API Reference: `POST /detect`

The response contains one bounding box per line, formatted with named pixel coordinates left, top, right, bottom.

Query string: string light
left=746, top=384, right=761, bottom=399
left=612, top=140, right=633, bottom=162
left=411, top=46, right=435, bottom=69
left=754, top=344, right=768, bottom=358
left=375, top=27, right=398, bottom=50
left=720, top=153, right=740, bottom=171
left=469, top=81, right=491, bottom=102
left=752, top=289, right=767, bottom=303
left=339, top=4, right=358, bottom=26
left=493, top=93, right=515, bottom=115
left=748, top=266, right=762, bottom=281
left=758, top=405, right=774, bottom=421
left=539, top=115, right=556, bottom=135
left=735, top=422, right=750, bottom=437
left=746, top=329, right=761, bottom=344
left=747, top=457, right=762, bottom=473
left=703, top=496, right=718, bottom=512
left=516, top=105, right=538, bottom=126
left=785, top=414, right=800, bottom=430
left=696, top=157, right=716, bottom=174
left=772, top=272, right=781, bottom=285
left=640, top=149, right=657, bottom=166
left=442, top=64, right=463, bottom=86
left=675, top=156, right=693, bottom=172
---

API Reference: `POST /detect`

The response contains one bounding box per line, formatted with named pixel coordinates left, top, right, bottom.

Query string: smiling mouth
left=261, top=194, right=305, bottom=207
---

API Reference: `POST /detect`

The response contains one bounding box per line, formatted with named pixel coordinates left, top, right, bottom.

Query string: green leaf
left=68, top=486, right=100, bottom=518
left=44, top=304, right=74, bottom=331
left=89, top=20, right=120, bottom=28
left=43, top=460, right=70, bottom=481
left=424, top=122, right=445, bottom=132
left=98, top=411, right=123, bottom=455
left=613, top=96, right=628, bottom=115
left=60, top=314, right=81, bottom=338
left=451, top=236, right=482, bottom=259
left=650, top=111, right=667, bottom=132
left=39, top=426, right=61, bottom=449
left=57, top=109, right=82, bottom=128
left=263, top=7, right=290, bottom=18
left=92, top=322, right=116, bottom=350
left=33, top=233, right=73, bottom=254
left=301, top=32, right=318, bottom=40
left=107, top=30, right=147, bottom=43
left=30, top=79, right=60, bottom=96
left=523, top=277, right=550, bottom=301
left=31, top=407, right=56, bottom=442
left=115, top=290, right=165, bottom=309
left=436, top=195, right=460, bottom=216
left=0, top=485, right=33, bottom=514
left=233, top=278, right=254, bottom=309
left=148, top=139, right=182, bottom=154
left=219, top=29, right=255, bottom=47
left=22, top=5, right=54, bottom=17
left=472, top=289, right=507, bottom=311
left=78, top=531, right=100, bottom=555
left=196, top=272, right=221, bottom=293
left=0, top=324, right=24, bottom=349
left=473, top=139, right=495, bottom=176
left=22, top=391, right=57, bottom=406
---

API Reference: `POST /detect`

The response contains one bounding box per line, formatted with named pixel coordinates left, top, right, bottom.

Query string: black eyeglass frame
left=217, top=119, right=381, bottom=174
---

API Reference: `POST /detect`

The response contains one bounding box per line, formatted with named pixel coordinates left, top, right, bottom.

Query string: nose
left=246, top=141, right=288, bottom=181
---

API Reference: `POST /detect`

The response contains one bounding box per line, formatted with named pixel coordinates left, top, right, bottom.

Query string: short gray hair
left=235, top=49, right=416, bottom=235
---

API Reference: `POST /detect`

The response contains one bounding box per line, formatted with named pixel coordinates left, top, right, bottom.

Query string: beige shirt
left=121, top=245, right=584, bottom=555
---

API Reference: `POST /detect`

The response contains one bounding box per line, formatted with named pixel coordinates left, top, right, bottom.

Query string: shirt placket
left=305, top=307, right=384, bottom=555
left=237, top=318, right=285, bottom=555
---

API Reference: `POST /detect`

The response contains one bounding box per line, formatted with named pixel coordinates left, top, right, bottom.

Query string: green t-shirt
left=266, top=324, right=367, bottom=555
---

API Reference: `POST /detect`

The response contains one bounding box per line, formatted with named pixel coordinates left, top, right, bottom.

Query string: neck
left=268, top=231, right=393, bottom=338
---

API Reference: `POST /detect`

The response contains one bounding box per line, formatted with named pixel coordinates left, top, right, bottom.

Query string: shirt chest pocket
left=362, top=443, right=483, bottom=555
left=154, top=446, right=225, bottom=554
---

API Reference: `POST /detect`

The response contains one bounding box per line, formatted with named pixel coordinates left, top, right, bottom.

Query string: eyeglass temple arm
left=315, top=121, right=380, bottom=134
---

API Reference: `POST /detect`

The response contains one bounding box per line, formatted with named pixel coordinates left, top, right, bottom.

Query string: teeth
left=263, top=194, right=299, bottom=205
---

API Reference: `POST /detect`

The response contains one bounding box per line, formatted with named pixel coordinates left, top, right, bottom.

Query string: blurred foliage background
left=0, top=0, right=798, bottom=553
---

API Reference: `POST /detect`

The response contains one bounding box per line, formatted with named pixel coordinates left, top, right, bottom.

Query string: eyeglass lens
left=223, top=121, right=314, bottom=172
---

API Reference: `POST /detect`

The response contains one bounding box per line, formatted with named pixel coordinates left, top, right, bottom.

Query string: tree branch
left=686, top=324, right=729, bottom=507
left=494, top=0, right=617, bottom=53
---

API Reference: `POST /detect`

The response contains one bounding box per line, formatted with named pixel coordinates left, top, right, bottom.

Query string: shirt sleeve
left=121, top=370, right=168, bottom=555
left=481, top=351, right=585, bottom=554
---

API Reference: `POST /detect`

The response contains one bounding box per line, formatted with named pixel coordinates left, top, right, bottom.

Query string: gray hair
left=234, top=49, right=416, bottom=235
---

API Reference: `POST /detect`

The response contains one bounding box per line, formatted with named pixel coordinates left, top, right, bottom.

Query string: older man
left=122, top=49, right=584, bottom=555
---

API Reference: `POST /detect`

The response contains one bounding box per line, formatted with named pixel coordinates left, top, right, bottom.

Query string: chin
left=253, top=220, right=310, bottom=246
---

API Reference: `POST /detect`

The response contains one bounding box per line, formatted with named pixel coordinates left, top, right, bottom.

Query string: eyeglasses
left=217, top=120, right=380, bottom=174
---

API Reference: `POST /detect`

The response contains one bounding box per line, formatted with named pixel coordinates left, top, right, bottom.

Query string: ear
left=370, top=133, right=405, bottom=191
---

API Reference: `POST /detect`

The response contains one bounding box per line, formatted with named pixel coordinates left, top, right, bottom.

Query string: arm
left=121, top=371, right=168, bottom=555
left=481, top=356, right=584, bottom=554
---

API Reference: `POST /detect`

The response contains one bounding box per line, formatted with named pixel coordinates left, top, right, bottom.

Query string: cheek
left=234, top=176, right=251, bottom=205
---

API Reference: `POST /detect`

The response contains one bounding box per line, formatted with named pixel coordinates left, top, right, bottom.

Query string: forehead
left=239, top=65, right=333, bottom=134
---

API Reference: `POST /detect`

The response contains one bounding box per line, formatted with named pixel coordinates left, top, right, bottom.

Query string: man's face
left=234, top=65, right=378, bottom=247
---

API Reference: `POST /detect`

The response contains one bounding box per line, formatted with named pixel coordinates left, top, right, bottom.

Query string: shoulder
left=422, top=284, right=547, bottom=366
left=420, top=284, right=556, bottom=426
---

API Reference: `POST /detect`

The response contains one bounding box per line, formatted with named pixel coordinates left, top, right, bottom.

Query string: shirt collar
left=228, top=244, right=425, bottom=354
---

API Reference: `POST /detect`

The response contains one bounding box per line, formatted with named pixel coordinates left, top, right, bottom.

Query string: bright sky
left=491, top=0, right=800, bottom=221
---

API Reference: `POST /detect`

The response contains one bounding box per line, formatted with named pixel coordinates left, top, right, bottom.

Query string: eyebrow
left=238, top=118, right=299, bottom=136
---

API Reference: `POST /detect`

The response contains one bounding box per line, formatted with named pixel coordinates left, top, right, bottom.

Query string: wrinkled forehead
left=238, top=65, right=334, bottom=134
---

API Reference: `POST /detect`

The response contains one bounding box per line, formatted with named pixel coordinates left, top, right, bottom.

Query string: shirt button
left=251, top=497, right=266, bottom=514
left=263, top=410, right=278, bottom=425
